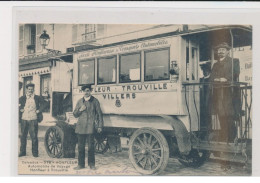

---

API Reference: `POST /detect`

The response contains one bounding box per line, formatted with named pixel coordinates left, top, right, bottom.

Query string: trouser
left=218, top=115, right=236, bottom=142
left=20, top=120, right=38, bottom=156
left=77, top=134, right=95, bottom=167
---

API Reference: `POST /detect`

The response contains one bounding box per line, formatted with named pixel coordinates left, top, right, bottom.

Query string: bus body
left=72, top=35, right=198, bottom=132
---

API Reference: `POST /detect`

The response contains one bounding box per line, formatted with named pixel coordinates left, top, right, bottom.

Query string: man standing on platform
left=210, top=42, right=240, bottom=143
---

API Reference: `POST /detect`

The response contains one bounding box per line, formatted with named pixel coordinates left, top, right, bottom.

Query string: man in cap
left=209, top=42, right=240, bottom=143
left=73, top=84, right=103, bottom=170
left=19, top=83, right=46, bottom=157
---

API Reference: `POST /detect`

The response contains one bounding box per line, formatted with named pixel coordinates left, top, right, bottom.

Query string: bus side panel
left=72, top=82, right=185, bottom=115
left=102, top=114, right=173, bottom=130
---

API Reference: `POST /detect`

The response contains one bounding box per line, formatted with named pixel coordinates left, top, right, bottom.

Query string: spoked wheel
left=129, top=127, right=169, bottom=175
left=94, top=134, right=109, bottom=154
left=44, top=126, right=64, bottom=158
left=178, top=149, right=210, bottom=167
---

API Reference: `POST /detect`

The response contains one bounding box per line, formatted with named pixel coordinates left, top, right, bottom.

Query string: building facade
left=18, top=24, right=74, bottom=120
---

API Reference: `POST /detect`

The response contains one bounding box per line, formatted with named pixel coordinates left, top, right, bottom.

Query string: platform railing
left=182, top=81, right=252, bottom=143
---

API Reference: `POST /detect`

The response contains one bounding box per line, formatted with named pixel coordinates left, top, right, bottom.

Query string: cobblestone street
left=18, top=125, right=251, bottom=176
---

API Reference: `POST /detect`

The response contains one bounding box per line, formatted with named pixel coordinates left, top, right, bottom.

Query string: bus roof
left=74, top=25, right=252, bottom=52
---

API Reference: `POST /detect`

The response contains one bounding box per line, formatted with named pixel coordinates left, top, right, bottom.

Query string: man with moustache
left=73, top=84, right=104, bottom=170
left=19, top=83, right=46, bottom=157
left=209, top=42, right=240, bottom=143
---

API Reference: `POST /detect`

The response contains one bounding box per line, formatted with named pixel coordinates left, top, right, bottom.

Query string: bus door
left=185, top=38, right=201, bottom=132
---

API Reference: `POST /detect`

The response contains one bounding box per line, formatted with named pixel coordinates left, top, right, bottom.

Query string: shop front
left=19, top=53, right=73, bottom=123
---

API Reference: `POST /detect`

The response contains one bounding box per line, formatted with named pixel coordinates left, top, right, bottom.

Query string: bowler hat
left=81, top=84, right=92, bottom=91
left=215, top=42, right=231, bottom=50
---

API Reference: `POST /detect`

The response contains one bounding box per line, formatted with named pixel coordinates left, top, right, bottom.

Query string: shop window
left=98, top=56, right=116, bottom=84
left=144, top=48, right=170, bottom=81
left=119, top=53, right=141, bottom=83
left=78, top=59, right=95, bottom=85
left=52, top=92, right=72, bottom=118
left=40, top=74, right=51, bottom=113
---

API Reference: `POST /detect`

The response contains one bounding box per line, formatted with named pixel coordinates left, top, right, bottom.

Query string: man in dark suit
left=19, top=83, right=46, bottom=157
left=73, top=84, right=104, bottom=170
left=209, top=42, right=240, bottom=143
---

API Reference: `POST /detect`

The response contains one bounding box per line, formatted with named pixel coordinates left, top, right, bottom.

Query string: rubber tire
left=178, top=149, right=210, bottom=168
left=129, top=127, right=169, bottom=175
left=44, top=126, right=65, bottom=158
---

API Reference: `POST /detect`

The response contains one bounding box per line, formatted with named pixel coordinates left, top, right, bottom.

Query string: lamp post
left=39, top=30, right=61, bottom=54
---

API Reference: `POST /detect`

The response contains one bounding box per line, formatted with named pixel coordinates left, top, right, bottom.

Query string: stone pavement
left=17, top=121, right=252, bottom=176
left=18, top=138, right=251, bottom=176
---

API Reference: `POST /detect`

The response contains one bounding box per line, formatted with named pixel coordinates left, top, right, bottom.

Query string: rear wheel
left=129, top=127, right=169, bottom=175
left=178, top=149, right=210, bottom=167
left=94, top=134, right=109, bottom=154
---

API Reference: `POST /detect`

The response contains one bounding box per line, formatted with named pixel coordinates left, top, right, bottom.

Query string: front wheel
left=44, top=126, right=64, bottom=158
left=129, top=127, right=169, bottom=175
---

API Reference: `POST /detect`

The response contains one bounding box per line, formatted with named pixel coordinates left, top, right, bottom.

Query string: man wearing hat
left=73, top=84, right=104, bottom=170
left=209, top=42, right=240, bottom=143
left=19, top=83, right=46, bottom=157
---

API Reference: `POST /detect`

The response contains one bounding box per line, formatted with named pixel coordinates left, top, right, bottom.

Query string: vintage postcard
left=17, top=23, right=252, bottom=176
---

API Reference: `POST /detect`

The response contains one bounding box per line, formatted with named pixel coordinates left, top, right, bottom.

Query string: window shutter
left=19, top=25, right=24, bottom=56
left=97, top=24, right=105, bottom=38
left=78, top=24, right=85, bottom=41
left=72, top=24, right=78, bottom=43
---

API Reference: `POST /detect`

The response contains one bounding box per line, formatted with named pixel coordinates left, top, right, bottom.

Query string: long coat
left=209, top=56, right=240, bottom=117
left=19, top=95, right=46, bottom=122
left=73, top=96, right=104, bottom=134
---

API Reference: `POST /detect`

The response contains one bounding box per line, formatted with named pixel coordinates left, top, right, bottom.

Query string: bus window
left=78, top=59, right=95, bottom=85
left=119, top=53, right=141, bottom=83
left=144, top=48, right=170, bottom=81
left=98, top=56, right=116, bottom=84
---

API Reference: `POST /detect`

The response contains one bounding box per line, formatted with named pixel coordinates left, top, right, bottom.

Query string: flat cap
left=81, top=84, right=92, bottom=91
left=25, top=83, right=35, bottom=88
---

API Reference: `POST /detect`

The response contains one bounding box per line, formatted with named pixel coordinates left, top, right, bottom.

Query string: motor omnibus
left=44, top=25, right=252, bottom=175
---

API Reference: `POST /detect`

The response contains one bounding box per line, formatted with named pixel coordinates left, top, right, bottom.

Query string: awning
left=19, top=53, right=73, bottom=71
left=19, top=67, right=50, bottom=77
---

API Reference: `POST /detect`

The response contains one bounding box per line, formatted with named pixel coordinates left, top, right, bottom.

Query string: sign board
left=78, top=38, right=172, bottom=60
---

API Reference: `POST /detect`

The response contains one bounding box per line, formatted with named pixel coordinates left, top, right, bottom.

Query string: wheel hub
left=141, top=148, right=147, bottom=154
left=141, top=147, right=152, bottom=155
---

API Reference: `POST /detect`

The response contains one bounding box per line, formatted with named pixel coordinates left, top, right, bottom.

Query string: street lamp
left=39, top=30, right=61, bottom=54
left=39, top=30, right=50, bottom=49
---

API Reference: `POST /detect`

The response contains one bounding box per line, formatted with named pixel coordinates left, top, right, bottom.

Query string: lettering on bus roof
left=78, top=39, right=170, bottom=60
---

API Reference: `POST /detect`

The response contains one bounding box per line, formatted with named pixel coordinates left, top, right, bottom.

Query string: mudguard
left=160, top=115, right=191, bottom=155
